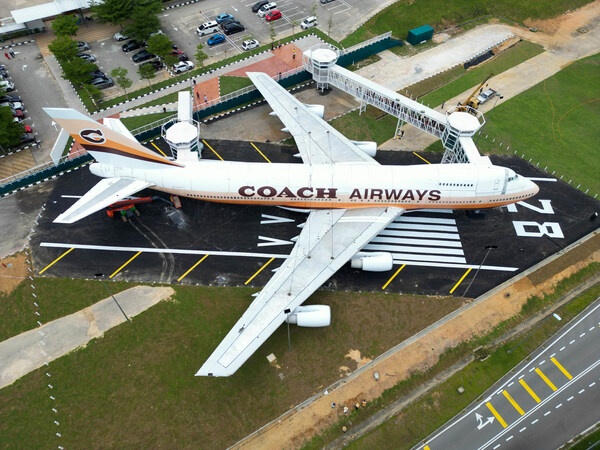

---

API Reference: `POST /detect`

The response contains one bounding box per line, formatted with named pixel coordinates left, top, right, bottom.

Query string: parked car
left=0, top=80, right=15, bottom=91
left=89, top=69, right=106, bottom=79
left=0, top=65, right=8, bottom=78
left=197, top=20, right=219, bottom=36
left=320, top=0, right=336, bottom=3
left=257, top=2, right=277, bottom=18
left=140, top=60, right=164, bottom=72
left=0, top=101, right=24, bottom=111
left=76, top=52, right=96, bottom=62
left=113, top=31, right=129, bottom=41
left=222, top=21, right=245, bottom=35
left=215, top=13, right=235, bottom=24
left=265, top=9, right=282, bottom=22
left=251, top=0, right=268, bottom=13
left=23, top=124, right=33, bottom=133
left=172, top=60, right=194, bottom=74
left=241, top=39, right=260, bottom=51
left=132, top=50, right=156, bottom=63
left=11, top=108, right=24, bottom=119
left=207, top=33, right=226, bottom=46
left=170, top=50, right=189, bottom=61
left=300, top=16, right=318, bottom=29
left=122, top=40, right=146, bottom=52
left=476, top=88, right=497, bottom=105
left=76, top=41, right=90, bottom=52
left=0, top=94, right=21, bottom=103
left=90, top=77, right=114, bottom=89
left=18, top=133, right=36, bottom=145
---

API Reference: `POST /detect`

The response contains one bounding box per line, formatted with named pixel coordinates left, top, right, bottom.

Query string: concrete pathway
left=0, top=285, right=174, bottom=389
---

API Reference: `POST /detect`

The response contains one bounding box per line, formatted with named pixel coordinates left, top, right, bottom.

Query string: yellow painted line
left=519, top=379, right=541, bottom=403
left=109, top=251, right=142, bottom=279
left=177, top=254, right=209, bottom=282
left=38, top=247, right=74, bottom=274
left=449, top=268, right=472, bottom=294
left=535, top=368, right=558, bottom=391
left=502, top=390, right=525, bottom=415
left=381, top=264, right=406, bottom=290
left=202, top=139, right=224, bottom=161
left=551, top=357, right=573, bottom=380
left=412, top=152, right=431, bottom=164
left=151, top=141, right=167, bottom=157
left=486, top=402, right=507, bottom=428
left=423, top=446, right=431, bottom=450
left=250, top=142, right=272, bottom=163
left=245, top=257, right=275, bottom=285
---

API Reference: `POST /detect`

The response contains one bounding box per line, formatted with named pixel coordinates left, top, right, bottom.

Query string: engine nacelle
left=303, top=103, right=325, bottom=118
left=349, top=140, right=377, bottom=157
left=350, top=252, right=393, bottom=272
left=285, top=305, right=331, bottom=327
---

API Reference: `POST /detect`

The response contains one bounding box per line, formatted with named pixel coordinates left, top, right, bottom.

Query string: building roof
left=11, top=0, right=94, bottom=25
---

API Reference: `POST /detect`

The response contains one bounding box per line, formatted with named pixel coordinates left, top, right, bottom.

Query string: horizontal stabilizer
left=54, top=178, right=152, bottom=224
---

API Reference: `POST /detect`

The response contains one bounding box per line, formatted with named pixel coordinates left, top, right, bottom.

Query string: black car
left=140, top=60, right=164, bottom=72
left=122, top=40, right=146, bottom=52
left=0, top=94, right=21, bottom=103
left=222, top=22, right=245, bottom=35
left=89, top=69, right=106, bottom=79
left=251, top=0, right=268, bottom=13
left=220, top=18, right=241, bottom=28
left=132, top=50, right=156, bottom=63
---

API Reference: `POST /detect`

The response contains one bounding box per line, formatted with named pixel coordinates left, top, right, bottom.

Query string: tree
left=90, top=0, right=134, bottom=27
left=269, top=23, right=276, bottom=48
left=110, top=67, right=133, bottom=98
left=125, top=0, right=162, bottom=41
left=52, top=14, right=79, bottom=37
left=138, top=63, right=156, bottom=86
left=62, top=58, right=95, bottom=87
left=82, top=84, right=103, bottom=107
left=147, top=33, right=177, bottom=66
left=48, top=36, right=78, bottom=63
left=290, top=19, right=298, bottom=38
left=195, top=44, right=208, bottom=67
left=0, top=105, right=26, bottom=151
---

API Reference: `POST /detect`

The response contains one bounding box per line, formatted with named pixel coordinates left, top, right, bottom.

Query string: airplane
left=44, top=71, right=539, bottom=376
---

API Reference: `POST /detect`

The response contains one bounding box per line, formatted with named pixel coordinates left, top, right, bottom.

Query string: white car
left=113, top=31, right=129, bottom=41
left=173, top=60, right=195, bottom=74
left=241, top=39, right=260, bottom=51
left=300, top=16, right=318, bottom=30
left=257, top=2, right=276, bottom=18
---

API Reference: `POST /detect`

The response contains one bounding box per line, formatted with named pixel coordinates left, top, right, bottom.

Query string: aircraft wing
left=197, top=206, right=402, bottom=376
left=54, top=177, right=152, bottom=224
left=247, top=72, right=378, bottom=165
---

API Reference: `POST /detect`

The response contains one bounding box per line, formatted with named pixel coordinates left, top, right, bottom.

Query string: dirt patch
left=0, top=253, right=30, bottom=295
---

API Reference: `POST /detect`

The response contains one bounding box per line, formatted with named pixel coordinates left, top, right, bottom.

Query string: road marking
left=544, top=411, right=551, bottom=416
left=535, top=368, right=557, bottom=391
left=151, top=141, right=167, bottom=157
left=555, top=403, right=562, bottom=409
left=569, top=339, right=575, bottom=344
left=567, top=396, right=574, bottom=401
left=519, top=379, right=541, bottom=403
left=579, top=389, right=585, bottom=394
left=449, top=267, right=471, bottom=294
left=590, top=326, right=595, bottom=331
left=486, top=402, right=507, bottom=428
left=177, top=254, right=209, bottom=282
left=559, top=346, right=565, bottom=351
left=412, top=152, right=431, bottom=164
left=381, top=264, right=406, bottom=290
left=250, top=142, right=272, bottom=163
left=519, top=427, right=527, bottom=432
left=551, top=357, right=573, bottom=380
left=109, top=251, right=142, bottom=278
left=503, top=390, right=525, bottom=415
left=590, top=382, right=596, bottom=387
left=202, top=139, right=224, bottom=160
left=245, top=257, right=275, bottom=285
left=423, top=446, right=430, bottom=450
left=38, top=247, right=74, bottom=274
left=580, top=332, right=586, bottom=337
left=532, top=419, right=539, bottom=424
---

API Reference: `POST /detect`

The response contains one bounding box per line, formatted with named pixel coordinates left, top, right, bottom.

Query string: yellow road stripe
left=519, top=379, right=541, bottom=403
left=250, top=142, right=272, bottom=163
left=503, top=390, right=525, bottom=415
left=449, top=268, right=472, bottom=294
left=381, top=264, right=406, bottom=290
left=202, top=139, right=224, bottom=161
left=151, top=141, right=167, bottom=157
left=535, top=368, right=558, bottom=391
left=486, top=402, right=507, bottom=428
left=177, top=254, right=209, bottom=282
left=551, top=357, right=573, bottom=380
left=110, top=251, right=142, bottom=279
left=424, top=446, right=431, bottom=450
left=38, top=247, right=74, bottom=274
left=412, top=152, right=431, bottom=164
left=245, top=257, right=275, bottom=285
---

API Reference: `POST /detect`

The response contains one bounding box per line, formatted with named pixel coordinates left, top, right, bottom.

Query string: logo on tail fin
left=80, top=128, right=106, bottom=144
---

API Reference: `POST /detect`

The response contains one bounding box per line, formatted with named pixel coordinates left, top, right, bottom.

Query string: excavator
left=457, top=73, right=493, bottom=113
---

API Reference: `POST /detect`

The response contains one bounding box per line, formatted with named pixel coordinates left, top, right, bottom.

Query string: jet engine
left=285, top=305, right=331, bottom=327
left=349, top=140, right=377, bottom=157
left=270, top=103, right=324, bottom=120
left=350, top=252, right=393, bottom=272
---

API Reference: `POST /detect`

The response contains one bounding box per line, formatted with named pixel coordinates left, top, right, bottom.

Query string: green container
left=407, top=24, right=434, bottom=45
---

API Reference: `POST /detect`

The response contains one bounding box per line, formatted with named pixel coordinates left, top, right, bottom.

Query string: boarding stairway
left=302, top=44, right=489, bottom=165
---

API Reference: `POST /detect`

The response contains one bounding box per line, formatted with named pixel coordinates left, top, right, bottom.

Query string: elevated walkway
left=303, top=44, right=488, bottom=165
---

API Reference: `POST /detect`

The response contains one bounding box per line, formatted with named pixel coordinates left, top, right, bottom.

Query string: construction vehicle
left=106, top=195, right=179, bottom=222
left=457, top=73, right=493, bottom=112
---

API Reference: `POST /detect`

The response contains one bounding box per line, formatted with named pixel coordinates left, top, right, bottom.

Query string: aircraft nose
left=527, top=178, right=540, bottom=197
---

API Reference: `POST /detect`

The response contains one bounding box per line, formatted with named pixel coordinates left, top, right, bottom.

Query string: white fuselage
left=90, top=159, right=539, bottom=210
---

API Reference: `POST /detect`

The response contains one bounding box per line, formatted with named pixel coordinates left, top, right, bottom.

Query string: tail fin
left=44, top=108, right=182, bottom=169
